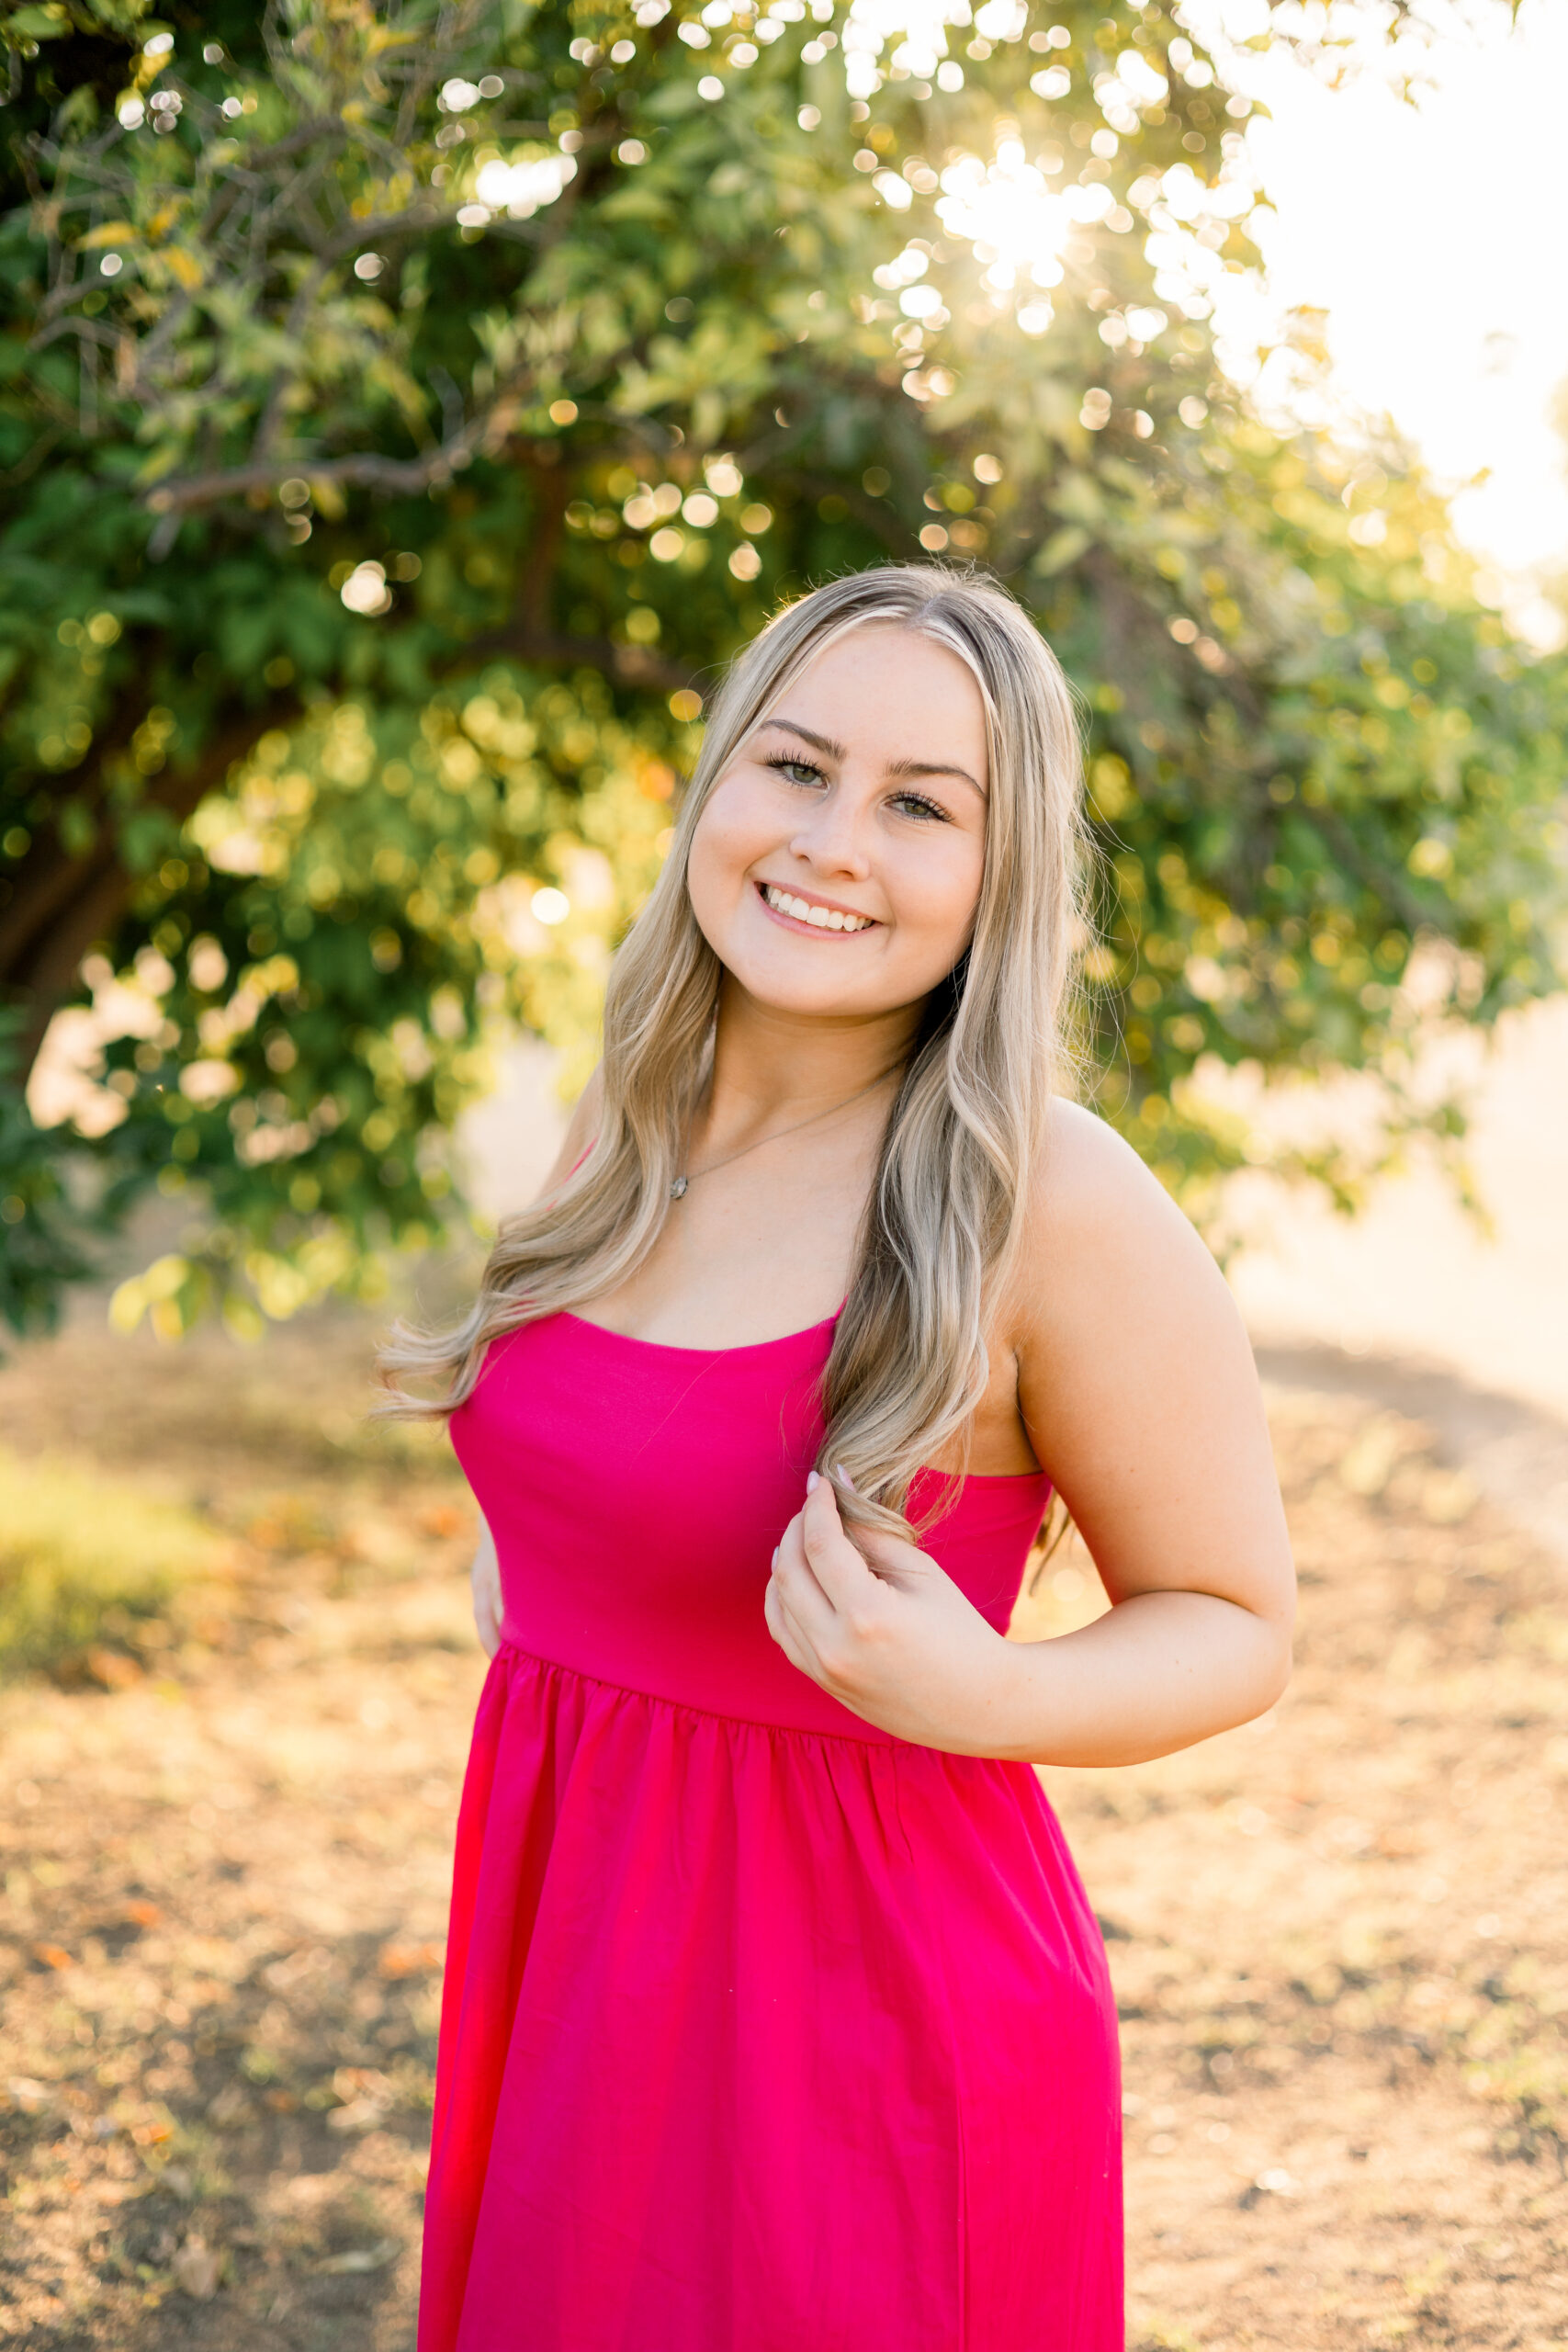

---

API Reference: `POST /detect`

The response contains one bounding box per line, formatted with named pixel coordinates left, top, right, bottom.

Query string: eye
left=888, top=789, right=948, bottom=823
left=767, top=754, right=828, bottom=787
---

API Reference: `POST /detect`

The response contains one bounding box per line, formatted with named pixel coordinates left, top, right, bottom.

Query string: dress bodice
left=449, top=1310, right=1052, bottom=1744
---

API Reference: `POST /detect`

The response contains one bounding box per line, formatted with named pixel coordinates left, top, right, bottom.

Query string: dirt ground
left=1, top=1306, right=1565, bottom=2351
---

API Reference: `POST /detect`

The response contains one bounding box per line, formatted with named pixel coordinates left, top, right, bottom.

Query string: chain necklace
left=670, top=1066, right=902, bottom=1201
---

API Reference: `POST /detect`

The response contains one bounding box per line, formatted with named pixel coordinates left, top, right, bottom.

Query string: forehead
left=770, top=623, right=989, bottom=773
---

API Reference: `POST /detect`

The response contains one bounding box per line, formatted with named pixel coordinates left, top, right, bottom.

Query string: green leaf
left=5, top=6, right=71, bottom=40
left=0, top=0, right=1561, bottom=1335
left=1034, top=526, right=1092, bottom=576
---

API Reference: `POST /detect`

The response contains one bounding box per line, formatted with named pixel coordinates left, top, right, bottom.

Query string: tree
left=1, top=0, right=1561, bottom=1338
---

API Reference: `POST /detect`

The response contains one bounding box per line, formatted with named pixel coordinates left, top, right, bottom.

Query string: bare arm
left=1002, top=1102, right=1295, bottom=1762
left=765, top=1103, right=1295, bottom=1766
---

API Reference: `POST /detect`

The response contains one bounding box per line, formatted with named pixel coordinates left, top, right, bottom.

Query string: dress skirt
left=418, top=1641, right=1123, bottom=2352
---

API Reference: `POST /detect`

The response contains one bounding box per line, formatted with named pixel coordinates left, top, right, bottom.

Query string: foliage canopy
left=1, top=0, right=1562, bottom=1338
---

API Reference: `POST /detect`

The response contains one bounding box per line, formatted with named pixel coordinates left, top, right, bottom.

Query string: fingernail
left=806, top=1470, right=819, bottom=1493
left=836, top=1464, right=856, bottom=1491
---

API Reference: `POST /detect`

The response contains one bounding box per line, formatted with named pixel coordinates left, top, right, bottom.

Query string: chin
left=719, top=942, right=928, bottom=1026
left=728, top=957, right=882, bottom=1017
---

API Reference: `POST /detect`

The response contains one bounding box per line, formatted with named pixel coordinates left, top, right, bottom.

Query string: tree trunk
left=1, top=692, right=299, bottom=1085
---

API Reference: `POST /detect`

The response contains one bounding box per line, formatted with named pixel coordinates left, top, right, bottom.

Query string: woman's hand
left=763, top=1472, right=1026, bottom=1755
left=470, top=1521, right=502, bottom=1658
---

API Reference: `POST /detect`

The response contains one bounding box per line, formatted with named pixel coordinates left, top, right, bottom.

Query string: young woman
left=388, top=565, right=1295, bottom=2352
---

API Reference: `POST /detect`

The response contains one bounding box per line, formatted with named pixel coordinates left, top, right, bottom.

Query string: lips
left=757, top=881, right=875, bottom=933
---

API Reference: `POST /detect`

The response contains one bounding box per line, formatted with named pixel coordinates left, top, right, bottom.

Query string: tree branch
left=456, top=621, right=698, bottom=695
left=142, top=423, right=491, bottom=513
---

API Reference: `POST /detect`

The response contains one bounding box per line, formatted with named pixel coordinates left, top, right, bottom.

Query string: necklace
left=670, top=1066, right=902, bottom=1200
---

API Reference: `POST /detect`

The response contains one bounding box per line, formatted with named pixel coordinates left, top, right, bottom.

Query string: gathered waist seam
left=491, top=1634, right=930, bottom=1753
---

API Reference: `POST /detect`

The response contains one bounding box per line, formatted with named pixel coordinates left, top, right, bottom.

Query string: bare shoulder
left=1027, top=1097, right=1210, bottom=1262
left=1008, top=1096, right=1242, bottom=1364
left=1008, top=1099, right=1288, bottom=1617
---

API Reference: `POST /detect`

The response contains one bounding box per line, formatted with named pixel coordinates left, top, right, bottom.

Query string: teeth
left=762, top=886, right=871, bottom=933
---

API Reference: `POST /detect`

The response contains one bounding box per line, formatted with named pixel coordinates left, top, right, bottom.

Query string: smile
left=757, top=882, right=876, bottom=933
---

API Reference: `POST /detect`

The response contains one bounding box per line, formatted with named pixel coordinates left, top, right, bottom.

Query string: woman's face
left=685, top=624, right=989, bottom=1023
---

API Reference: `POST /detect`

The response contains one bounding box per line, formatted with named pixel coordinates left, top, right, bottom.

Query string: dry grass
left=0, top=1448, right=236, bottom=1686
left=0, top=1313, right=1564, bottom=2349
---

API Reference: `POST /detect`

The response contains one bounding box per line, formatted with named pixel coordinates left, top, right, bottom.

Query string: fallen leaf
left=418, top=1502, right=469, bottom=1539
left=207, top=2081, right=252, bottom=2128
left=332, top=2066, right=392, bottom=2101
left=378, top=1939, right=444, bottom=1978
left=1241, top=2165, right=1303, bottom=2208
left=316, top=2239, right=399, bottom=2275
left=327, top=2096, right=390, bottom=2134
left=171, top=2235, right=221, bottom=2299
left=85, top=1646, right=144, bottom=1691
left=31, top=1942, right=73, bottom=1971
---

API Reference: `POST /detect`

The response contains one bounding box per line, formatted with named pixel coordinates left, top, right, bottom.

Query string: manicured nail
left=806, top=1470, right=819, bottom=1493
left=836, top=1464, right=856, bottom=1491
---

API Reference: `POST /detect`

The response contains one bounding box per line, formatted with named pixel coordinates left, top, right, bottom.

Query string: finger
left=849, top=1521, right=935, bottom=1592
left=764, top=1565, right=823, bottom=1681
left=800, top=1476, right=886, bottom=1611
left=771, top=1520, right=840, bottom=1646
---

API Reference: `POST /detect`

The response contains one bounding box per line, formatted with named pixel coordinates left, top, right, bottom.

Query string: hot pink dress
left=420, top=1309, right=1122, bottom=2351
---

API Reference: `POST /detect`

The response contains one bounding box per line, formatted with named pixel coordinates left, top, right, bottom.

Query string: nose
left=788, top=783, right=872, bottom=880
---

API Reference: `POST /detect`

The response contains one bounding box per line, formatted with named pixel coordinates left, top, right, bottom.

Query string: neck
left=701, top=975, right=922, bottom=1143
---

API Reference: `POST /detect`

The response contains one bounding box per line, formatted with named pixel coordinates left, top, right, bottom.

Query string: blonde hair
left=381, top=564, right=1088, bottom=1538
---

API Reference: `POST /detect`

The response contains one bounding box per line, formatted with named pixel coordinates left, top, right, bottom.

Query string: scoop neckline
left=557, top=1306, right=840, bottom=1358
left=549, top=1310, right=1048, bottom=1486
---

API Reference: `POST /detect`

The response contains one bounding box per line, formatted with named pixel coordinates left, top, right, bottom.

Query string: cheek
left=886, top=836, right=986, bottom=956
left=686, top=783, right=770, bottom=926
left=691, top=776, right=777, bottom=873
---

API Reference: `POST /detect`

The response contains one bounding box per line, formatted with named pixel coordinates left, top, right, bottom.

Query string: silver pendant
left=669, top=1175, right=688, bottom=1200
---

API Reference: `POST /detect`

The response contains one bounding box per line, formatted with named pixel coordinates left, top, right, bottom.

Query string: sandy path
left=1, top=1315, right=1564, bottom=2350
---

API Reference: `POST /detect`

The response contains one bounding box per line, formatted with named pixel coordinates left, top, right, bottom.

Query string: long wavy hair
left=380, top=564, right=1088, bottom=1538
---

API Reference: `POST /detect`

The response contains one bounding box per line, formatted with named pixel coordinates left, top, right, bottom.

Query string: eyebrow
left=758, top=718, right=987, bottom=798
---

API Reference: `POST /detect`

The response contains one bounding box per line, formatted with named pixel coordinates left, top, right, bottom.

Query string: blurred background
left=1, top=2, right=1564, bottom=2346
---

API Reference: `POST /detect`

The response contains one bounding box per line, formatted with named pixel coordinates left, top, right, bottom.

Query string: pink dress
left=420, top=1309, right=1122, bottom=2351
